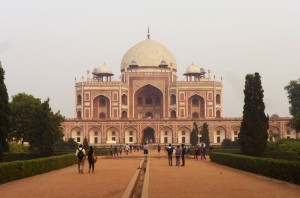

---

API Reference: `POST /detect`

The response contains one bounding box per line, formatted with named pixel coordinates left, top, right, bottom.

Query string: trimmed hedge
left=3, top=151, right=75, bottom=162
left=3, top=153, right=43, bottom=162
left=0, top=154, right=76, bottom=184
left=210, top=152, right=300, bottom=185
left=262, top=151, right=300, bottom=161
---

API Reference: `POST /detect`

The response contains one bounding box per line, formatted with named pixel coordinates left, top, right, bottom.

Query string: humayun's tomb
left=61, top=30, right=298, bottom=145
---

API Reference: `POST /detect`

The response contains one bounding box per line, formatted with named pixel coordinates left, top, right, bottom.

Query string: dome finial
left=147, top=26, right=150, bottom=39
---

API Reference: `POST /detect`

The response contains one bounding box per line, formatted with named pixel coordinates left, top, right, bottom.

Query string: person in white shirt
left=75, top=144, right=86, bottom=174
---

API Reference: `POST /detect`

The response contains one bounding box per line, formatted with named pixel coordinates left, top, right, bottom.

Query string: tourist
left=125, top=144, right=130, bottom=155
left=75, top=144, right=86, bottom=174
left=194, top=145, right=200, bottom=160
left=114, top=145, right=118, bottom=157
left=175, top=145, right=182, bottom=166
left=166, top=144, right=174, bottom=166
left=157, top=144, right=161, bottom=154
left=143, top=143, right=149, bottom=159
left=109, top=145, right=113, bottom=156
left=119, top=145, right=123, bottom=155
left=181, top=144, right=186, bottom=166
left=200, top=143, right=206, bottom=160
left=87, top=146, right=96, bottom=173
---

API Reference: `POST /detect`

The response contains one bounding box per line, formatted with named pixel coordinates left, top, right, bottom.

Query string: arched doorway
left=134, top=85, right=163, bottom=119
left=143, top=127, right=155, bottom=144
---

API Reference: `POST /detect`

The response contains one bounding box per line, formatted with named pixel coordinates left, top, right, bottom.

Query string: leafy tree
left=83, top=137, right=89, bottom=150
left=9, top=93, right=41, bottom=143
left=202, top=122, right=210, bottom=147
left=54, top=138, right=78, bottom=151
left=285, top=79, right=300, bottom=132
left=190, top=122, right=199, bottom=147
left=29, top=99, right=64, bottom=156
left=0, top=62, right=10, bottom=161
left=239, top=73, right=269, bottom=156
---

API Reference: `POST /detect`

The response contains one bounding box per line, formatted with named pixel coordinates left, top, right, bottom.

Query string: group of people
left=75, top=144, right=97, bottom=174
left=109, top=143, right=146, bottom=157
left=75, top=142, right=209, bottom=173
left=165, top=144, right=186, bottom=166
left=194, top=143, right=207, bottom=160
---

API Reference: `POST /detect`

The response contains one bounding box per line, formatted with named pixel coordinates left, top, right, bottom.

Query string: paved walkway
left=0, top=150, right=299, bottom=198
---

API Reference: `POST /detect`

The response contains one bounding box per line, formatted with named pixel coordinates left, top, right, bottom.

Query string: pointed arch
left=134, top=84, right=163, bottom=119
left=122, top=94, right=128, bottom=105
left=160, top=126, right=173, bottom=144
left=71, top=127, right=84, bottom=143
left=170, top=110, right=176, bottom=118
left=77, top=94, right=82, bottom=105
left=177, top=127, right=191, bottom=144
left=93, top=95, right=110, bottom=119
left=121, top=110, right=128, bottom=118
left=188, top=95, right=205, bottom=118
left=214, top=126, right=226, bottom=144
left=88, top=127, right=101, bottom=144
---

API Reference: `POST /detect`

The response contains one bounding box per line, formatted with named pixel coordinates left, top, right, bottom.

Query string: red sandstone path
left=0, top=150, right=300, bottom=198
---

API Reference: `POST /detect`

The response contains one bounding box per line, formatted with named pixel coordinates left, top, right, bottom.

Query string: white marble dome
left=121, top=39, right=177, bottom=71
left=186, top=63, right=200, bottom=74
left=93, top=63, right=112, bottom=74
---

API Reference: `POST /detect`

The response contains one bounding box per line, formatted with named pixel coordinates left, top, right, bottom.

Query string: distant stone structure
left=62, top=30, right=297, bottom=145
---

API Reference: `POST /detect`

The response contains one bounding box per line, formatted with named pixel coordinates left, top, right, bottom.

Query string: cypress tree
left=83, top=137, right=89, bottom=151
left=239, top=73, right=269, bottom=156
left=0, top=62, right=10, bottom=162
left=202, top=122, right=210, bottom=147
left=190, top=122, right=199, bottom=147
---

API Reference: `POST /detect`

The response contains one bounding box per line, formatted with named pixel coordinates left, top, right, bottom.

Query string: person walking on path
left=114, top=145, right=118, bottom=158
left=87, top=146, right=96, bottom=173
left=109, top=145, right=113, bottom=156
left=157, top=144, right=161, bottom=154
left=200, top=143, right=206, bottom=160
left=75, top=144, right=86, bottom=174
left=119, top=145, right=123, bottom=156
left=125, top=144, right=130, bottom=155
left=181, top=144, right=186, bottom=166
left=143, top=143, right=149, bottom=160
left=166, top=144, right=174, bottom=166
left=194, top=145, right=200, bottom=160
left=175, top=145, right=182, bottom=166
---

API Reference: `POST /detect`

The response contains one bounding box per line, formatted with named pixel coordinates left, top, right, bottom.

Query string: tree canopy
left=285, top=79, right=300, bottom=132
left=239, top=73, right=269, bottom=156
left=0, top=63, right=10, bottom=162
left=9, top=93, right=64, bottom=156
left=9, top=93, right=41, bottom=143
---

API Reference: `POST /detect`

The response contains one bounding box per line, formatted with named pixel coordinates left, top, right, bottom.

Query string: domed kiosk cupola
left=92, top=63, right=114, bottom=82
left=159, top=59, right=168, bottom=68
left=128, top=60, right=139, bottom=69
left=184, top=63, right=206, bottom=81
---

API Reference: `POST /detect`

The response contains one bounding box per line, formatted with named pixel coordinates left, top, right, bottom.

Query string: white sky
left=1, top=0, right=299, bottom=118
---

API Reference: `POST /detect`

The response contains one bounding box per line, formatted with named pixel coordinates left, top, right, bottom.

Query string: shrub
left=210, top=152, right=300, bottom=184
left=7, top=142, right=29, bottom=153
left=221, top=139, right=232, bottom=149
left=0, top=154, right=76, bottom=184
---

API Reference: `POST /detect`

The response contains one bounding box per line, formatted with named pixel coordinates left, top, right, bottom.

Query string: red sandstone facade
left=62, top=34, right=297, bottom=145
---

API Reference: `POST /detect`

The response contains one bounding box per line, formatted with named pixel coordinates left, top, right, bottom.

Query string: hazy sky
left=1, top=0, right=299, bottom=118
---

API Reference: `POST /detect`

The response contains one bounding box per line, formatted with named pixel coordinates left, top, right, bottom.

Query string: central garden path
left=0, top=149, right=299, bottom=198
